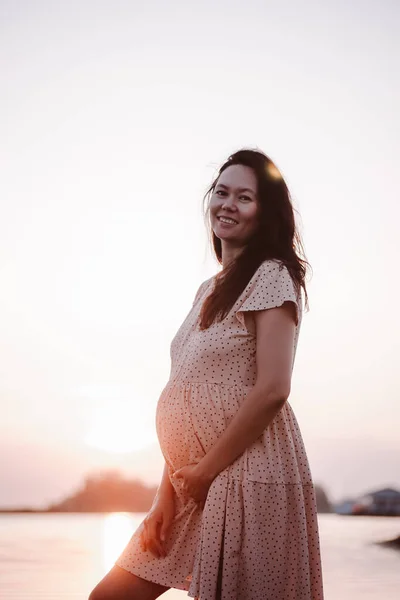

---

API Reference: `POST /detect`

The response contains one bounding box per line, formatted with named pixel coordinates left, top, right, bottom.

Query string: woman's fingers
left=140, top=517, right=165, bottom=558
left=146, top=528, right=166, bottom=558
left=159, top=519, right=171, bottom=543
left=147, top=538, right=166, bottom=558
left=139, top=524, right=147, bottom=551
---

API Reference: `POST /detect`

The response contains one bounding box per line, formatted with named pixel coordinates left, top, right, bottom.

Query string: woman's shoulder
left=193, top=275, right=216, bottom=305
left=259, top=257, right=286, bottom=271
left=242, top=258, right=300, bottom=304
left=248, top=258, right=288, bottom=284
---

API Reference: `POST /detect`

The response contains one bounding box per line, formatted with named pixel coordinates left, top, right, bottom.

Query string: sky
left=0, top=0, right=399, bottom=508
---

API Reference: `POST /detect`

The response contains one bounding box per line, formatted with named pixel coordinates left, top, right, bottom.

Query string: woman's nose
left=221, top=195, right=237, bottom=211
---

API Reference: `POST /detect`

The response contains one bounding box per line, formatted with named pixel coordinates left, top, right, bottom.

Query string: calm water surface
left=0, top=513, right=399, bottom=599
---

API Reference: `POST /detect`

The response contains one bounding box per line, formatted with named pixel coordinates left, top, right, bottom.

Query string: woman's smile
left=217, top=216, right=238, bottom=226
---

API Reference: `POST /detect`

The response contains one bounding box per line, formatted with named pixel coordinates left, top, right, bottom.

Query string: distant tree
left=47, top=470, right=158, bottom=512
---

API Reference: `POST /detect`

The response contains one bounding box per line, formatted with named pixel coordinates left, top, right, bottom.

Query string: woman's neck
left=221, top=243, right=244, bottom=270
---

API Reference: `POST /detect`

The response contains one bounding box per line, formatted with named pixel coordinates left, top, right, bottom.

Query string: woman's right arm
left=140, top=462, right=175, bottom=557
left=155, top=461, right=174, bottom=500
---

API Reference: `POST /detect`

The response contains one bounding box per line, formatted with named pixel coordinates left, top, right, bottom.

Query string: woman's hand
left=172, top=463, right=214, bottom=508
left=139, top=491, right=175, bottom=558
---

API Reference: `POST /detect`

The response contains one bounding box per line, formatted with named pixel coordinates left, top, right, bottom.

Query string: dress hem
left=115, top=560, right=191, bottom=593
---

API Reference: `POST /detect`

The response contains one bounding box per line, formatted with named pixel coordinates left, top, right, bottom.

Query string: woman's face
left=209, top=164, right=260, bottom=247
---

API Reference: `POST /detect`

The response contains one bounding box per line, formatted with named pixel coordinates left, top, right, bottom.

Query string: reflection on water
left=0, top=513, right=399, bottom=599
left=101, top=513, right=137, bottom=573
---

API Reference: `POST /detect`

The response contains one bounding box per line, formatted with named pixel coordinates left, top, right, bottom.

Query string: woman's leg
left=88, top=564, right=170, bottom=600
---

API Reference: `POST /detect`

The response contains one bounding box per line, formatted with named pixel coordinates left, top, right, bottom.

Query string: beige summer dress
left=115, top=259, right=324, bottom=600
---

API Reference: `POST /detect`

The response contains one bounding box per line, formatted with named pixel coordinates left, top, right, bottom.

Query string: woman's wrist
left=195, top=456, right=219, bottom=483
left=155, top=480, right=174, bottom=502
left=156, top=463, right=175, bottom=498
left=161, top=475, right=174, bottom=491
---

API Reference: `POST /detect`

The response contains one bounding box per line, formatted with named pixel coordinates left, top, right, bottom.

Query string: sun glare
left=102, top=513, right=137, bottom=573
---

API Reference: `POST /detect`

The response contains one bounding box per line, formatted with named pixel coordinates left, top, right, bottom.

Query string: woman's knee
left=87, top=566, right=130, bottom=600
left=87, top=564, right=169, bottom=600
left=87, top=586, right=106, bottom=600
left=88, top=583, right=131, bottom=600
left=88, top=583, right=117, bottom=600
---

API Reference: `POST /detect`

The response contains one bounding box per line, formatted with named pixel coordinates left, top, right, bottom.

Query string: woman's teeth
left=218, top=217, right=237, bottom=224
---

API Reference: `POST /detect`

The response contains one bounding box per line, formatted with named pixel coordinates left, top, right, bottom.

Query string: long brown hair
left=199, top=148, right=311, bottom=330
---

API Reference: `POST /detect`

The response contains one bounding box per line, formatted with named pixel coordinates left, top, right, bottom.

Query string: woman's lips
left=217, top=216, right=238, bottom=225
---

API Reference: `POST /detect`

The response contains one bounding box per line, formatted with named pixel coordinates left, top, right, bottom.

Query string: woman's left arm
left=195, top=300, right=297, bottom=482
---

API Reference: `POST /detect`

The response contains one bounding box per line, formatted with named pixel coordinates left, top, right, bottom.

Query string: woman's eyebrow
left=216, top=183, right=255, bottom=194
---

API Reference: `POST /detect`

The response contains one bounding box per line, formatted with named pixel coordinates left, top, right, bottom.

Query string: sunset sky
left=1, top=0, right=399, bottom=508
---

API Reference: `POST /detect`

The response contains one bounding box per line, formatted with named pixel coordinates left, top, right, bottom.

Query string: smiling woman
left=88, top=148, right=324, bottom=600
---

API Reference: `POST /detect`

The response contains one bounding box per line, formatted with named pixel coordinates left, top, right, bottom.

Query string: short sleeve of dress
left=192, top=278, right=212, bottom=306
left=235, top=259, right=301, bottom=331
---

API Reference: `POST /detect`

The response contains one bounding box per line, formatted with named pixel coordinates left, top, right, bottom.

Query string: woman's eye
left=214, top=190, right=251, bottom=201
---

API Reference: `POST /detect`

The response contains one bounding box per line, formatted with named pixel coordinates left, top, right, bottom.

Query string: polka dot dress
left=115, top=259, right=324, bottom=600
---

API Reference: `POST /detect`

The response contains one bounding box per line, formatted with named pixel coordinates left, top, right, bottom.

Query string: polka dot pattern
left=115, top=259, right=324, bottom=599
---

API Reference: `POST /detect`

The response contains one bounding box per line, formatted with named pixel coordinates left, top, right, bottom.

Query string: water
left=0, top=513, right=399, bottom=599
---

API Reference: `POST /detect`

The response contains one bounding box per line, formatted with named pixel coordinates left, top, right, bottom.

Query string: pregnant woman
left=89, top=148, right=324, bottom=599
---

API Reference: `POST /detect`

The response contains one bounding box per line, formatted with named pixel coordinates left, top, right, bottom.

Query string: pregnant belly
left=156, top=381, right=252, bottom=468
left=155, top=383, right=206, bottom=471
left=156, top=382, right=313, bottom=486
